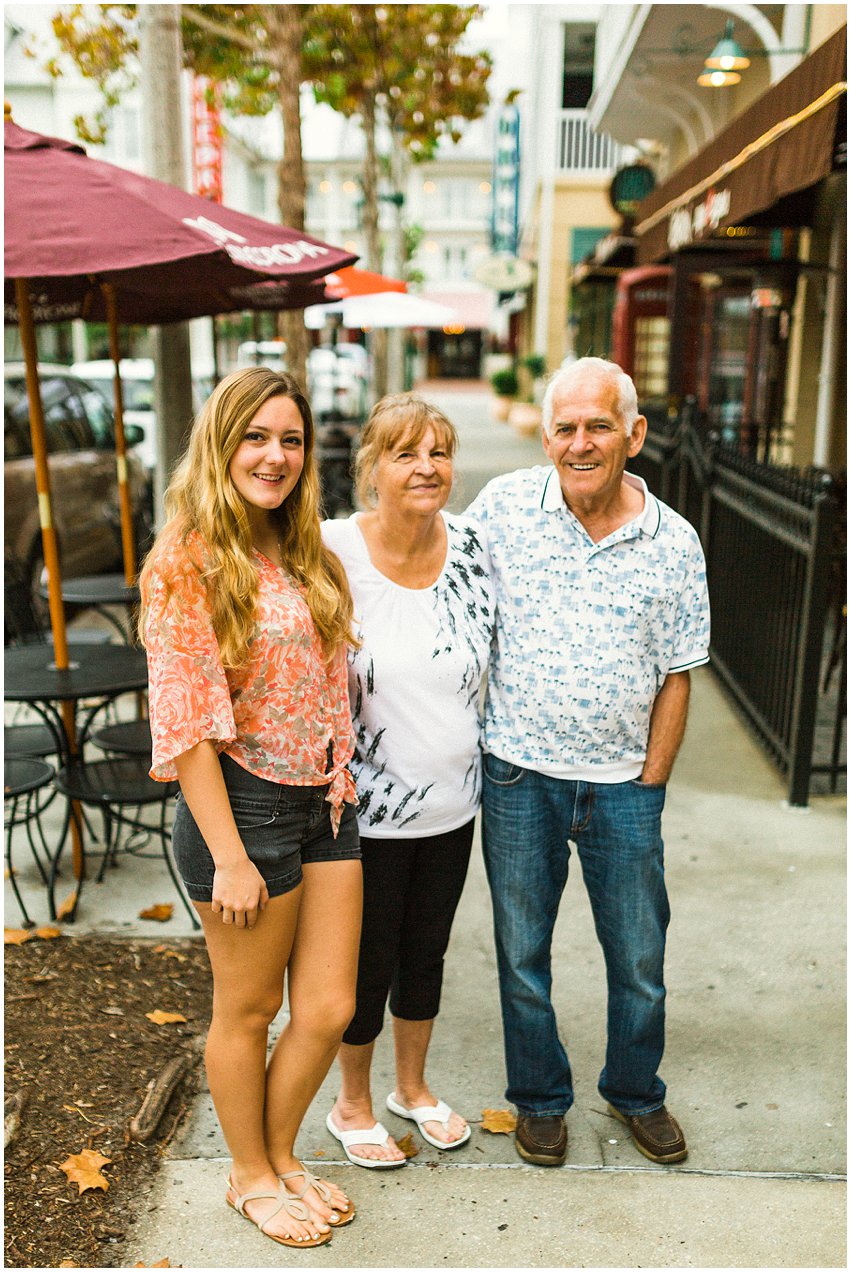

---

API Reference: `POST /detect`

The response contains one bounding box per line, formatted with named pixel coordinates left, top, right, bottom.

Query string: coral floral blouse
left=144, top=532, right=356, bottom=832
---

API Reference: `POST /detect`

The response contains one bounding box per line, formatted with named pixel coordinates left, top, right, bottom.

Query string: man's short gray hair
left=541, top=357, right=640, bottom=437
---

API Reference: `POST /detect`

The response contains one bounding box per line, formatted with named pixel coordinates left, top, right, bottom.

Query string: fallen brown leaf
left=34, top=925, right=62, bottom=940
left=145, top=1010, right=187, bottom=1026
left=139, top=904, right=174, bottom=922
left=59, top=1261, right=80, bottom=1268
left=396, top=1131, right=420, bottom=1159
left=481, top=1108, right=517, bottom=1134
left=134, top=1260, right=171, bottom=1268
left=59, top=1148, right=111, bottom=1194
left=153, top=945, right=188, bottom=961
left=4, top=928, right=32, bottom=945
left=56, top=890, right=78, bottom=920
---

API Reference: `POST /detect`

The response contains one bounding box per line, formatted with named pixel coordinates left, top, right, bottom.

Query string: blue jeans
left=481, top=754, right=670, bottom=1118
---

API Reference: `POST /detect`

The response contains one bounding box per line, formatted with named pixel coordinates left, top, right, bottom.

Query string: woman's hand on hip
left=211, top=857, right=270, bottom=929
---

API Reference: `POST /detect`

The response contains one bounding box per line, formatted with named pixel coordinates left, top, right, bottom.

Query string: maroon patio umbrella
left=4, top=115, right=357, bottom=660
left=4, top=119, right=354, bottom=322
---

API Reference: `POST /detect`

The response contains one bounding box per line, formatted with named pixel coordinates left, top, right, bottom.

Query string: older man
left=468, top=357, right=709, bottom=1167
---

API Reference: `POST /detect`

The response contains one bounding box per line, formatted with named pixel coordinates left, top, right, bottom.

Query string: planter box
left=509, top=402, right=542, bottom=436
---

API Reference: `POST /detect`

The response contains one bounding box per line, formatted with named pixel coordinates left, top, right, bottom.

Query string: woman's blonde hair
left=138, top=366, right=355, bottom=668
left=354, top=393, right=458, bottom=508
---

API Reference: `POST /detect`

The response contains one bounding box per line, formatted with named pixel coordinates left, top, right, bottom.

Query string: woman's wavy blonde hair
left=354, top=393, right=458, bottom=508
left=138, top=366, right=355, bottom=669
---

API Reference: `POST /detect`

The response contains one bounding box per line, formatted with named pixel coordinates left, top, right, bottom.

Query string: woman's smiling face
left=371, top=424, right=453, bottom=516
left=228, top=395, right=305, bottom=518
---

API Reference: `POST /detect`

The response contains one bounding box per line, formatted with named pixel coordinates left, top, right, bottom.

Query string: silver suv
left=4, top=363, right=149, bottom=622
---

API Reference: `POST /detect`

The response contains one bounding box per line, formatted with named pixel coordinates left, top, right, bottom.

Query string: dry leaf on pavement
left=481, top=1108, right=517, bottom=1134
left=56, top=890, right=78, bottom=920
left=4, top=928, right=32, bottom=945
left=145, top=1010, right=187, bottom=1026
left=59, top=1148, right=111, bottom=1194
left=396, top=1131, right=420, bottom=1158
left=139, top=904, right=174, bottom=922
left=153, top=945, right=188, bottom=961
left=134, top=1260, right=171, bottom=1268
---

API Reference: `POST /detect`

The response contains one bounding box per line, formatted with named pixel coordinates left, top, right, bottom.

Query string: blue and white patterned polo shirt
left=466, top=466, right=710, bottom=782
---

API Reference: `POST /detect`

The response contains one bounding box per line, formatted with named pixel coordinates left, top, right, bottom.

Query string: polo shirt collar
left=540, top=466, right=661, bottom=539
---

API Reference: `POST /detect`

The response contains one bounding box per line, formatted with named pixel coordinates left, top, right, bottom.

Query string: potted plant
left=490, top=366, right=519, bottom=422
left=509, top=354, right=546, bottom=435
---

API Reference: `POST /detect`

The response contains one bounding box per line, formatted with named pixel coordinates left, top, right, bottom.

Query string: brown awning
left=635, top=27, right=847, bottom=264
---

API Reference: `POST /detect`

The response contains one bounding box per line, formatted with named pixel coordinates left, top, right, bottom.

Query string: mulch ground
left=4, top=934, right=213, bottom=1269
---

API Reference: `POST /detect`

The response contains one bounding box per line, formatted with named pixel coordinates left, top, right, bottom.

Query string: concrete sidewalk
left=6, top=384, right=845, bottom=1267
left=118, top=666, right=844, bottom=1269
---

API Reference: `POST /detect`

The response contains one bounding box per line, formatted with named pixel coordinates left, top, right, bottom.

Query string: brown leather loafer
left=514, top=1114, right=567, bottom=1166
left=608, top=1103, right=688, bottom=1163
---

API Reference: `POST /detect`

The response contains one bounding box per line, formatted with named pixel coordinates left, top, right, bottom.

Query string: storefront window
left=633, top=316, right=669, bottom=400
left=706, top=292, right=750, bottom=442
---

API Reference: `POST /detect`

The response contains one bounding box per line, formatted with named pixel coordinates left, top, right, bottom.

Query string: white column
left=813, top=188, right=845, bottom=467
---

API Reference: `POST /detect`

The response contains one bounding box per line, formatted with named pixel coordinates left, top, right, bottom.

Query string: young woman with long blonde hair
left=139, top=367, right=362, bottom=1250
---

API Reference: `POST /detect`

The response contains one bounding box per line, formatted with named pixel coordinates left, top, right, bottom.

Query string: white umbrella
left=305, top=291, right=459, bottom=330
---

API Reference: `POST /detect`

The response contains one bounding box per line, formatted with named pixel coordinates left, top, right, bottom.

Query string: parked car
left=308, top=346, right=369, bottom=420
left=236, top=340, right=369, bottom=420
left=4, top=364, right=150, bottom=630
left=71, top=358, right=215, bottom=473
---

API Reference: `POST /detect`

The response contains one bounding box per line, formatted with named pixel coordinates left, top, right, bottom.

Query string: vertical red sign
left=192, top=77, right=223, bottom=202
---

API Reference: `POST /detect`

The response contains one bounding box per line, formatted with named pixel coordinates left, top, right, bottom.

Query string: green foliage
left=521, top=353, right=547, bottom=379
left=491, top=367, right=519, bottom=398
left=305, top=5, right=492, bottom=163
left=46, top=3, right=490, bottom=160
left=403, top=223, right=426, bottom=286
left=46, top=4, right=291, bottom=141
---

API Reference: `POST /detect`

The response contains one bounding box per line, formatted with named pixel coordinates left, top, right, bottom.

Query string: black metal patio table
left=4, top=642, right=151, bottom=919
left=40, top=573, right=140, bottom=643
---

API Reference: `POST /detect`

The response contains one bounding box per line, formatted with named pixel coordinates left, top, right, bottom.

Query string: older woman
left=321, top=393, right=493, bottom=1166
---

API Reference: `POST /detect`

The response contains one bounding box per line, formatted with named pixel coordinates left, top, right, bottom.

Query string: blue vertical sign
left=492, top=105, right=520, bottom=255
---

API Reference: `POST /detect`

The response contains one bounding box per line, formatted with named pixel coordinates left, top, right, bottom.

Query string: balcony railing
left=557, top=109, right=625, bottom=175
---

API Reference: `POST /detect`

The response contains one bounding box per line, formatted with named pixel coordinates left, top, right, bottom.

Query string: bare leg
left=197, top=893, right=325, bottom=1243
left=392, top=1016, right=468, bottom=1144
left=330, top=1041, right=406, bottom=1164
left=265, top=859, right=363, bottom=1224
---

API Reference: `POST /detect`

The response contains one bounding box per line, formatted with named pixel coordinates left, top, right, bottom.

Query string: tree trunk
left=138, top=4, right=194, bottom=525
left=269, top=4, right=308, bottom=390
left=386, top=131, right=408, bottom=393
left=361, top=92, right=387, bottom=398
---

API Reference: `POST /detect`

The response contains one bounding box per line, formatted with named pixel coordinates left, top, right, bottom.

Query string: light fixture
left=698, top=67, right=741, bottom=87
left=704, top=20, right=750, bottom=71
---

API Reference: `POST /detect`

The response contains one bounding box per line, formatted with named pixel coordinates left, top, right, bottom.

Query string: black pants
left=342, top=819, right=475, bottom=1046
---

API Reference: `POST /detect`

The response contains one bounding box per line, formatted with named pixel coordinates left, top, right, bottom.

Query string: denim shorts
left=172, top=753, right=361, bottom=902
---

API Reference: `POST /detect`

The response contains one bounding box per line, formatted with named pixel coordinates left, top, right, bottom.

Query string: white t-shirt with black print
left=321, top=512, right=494, bottom=838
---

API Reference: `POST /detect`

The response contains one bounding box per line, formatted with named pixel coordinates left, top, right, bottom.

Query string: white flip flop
left=325, top=1110, right=407, bottom=1170
left=385, top=1093, right=472, bottom=1150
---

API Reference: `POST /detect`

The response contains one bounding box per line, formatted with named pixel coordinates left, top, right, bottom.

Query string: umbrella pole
left=14, top=277, right=85, bottom=882
left=102, top=284, right=137, bottom=585
left=14, top=279, right=69, bottom=666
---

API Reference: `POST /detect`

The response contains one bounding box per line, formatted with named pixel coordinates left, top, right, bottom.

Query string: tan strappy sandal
left=280, top=1164, right=357, bottom=1227
left=226, top=1175, right=331, bottom=1248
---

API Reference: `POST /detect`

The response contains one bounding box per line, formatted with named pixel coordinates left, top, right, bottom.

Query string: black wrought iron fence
left=635, top=408, right=845, bottom=805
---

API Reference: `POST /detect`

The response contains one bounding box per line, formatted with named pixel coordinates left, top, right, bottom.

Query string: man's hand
left=211, top=858, right=270, bottom=929
left=641, top=671, right=691, bottom=785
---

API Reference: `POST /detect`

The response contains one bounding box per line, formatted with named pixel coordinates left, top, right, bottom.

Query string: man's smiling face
left=542, top=374, right=646, bottom=511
